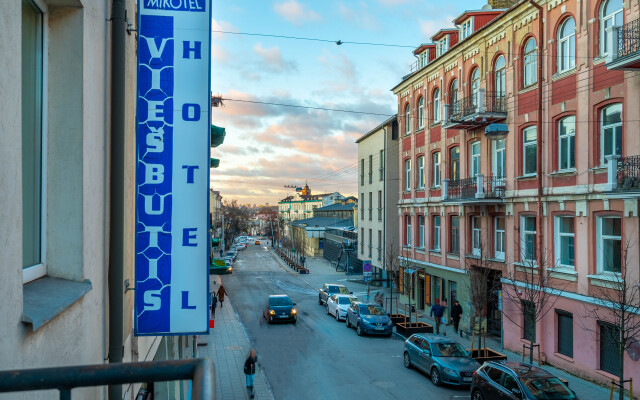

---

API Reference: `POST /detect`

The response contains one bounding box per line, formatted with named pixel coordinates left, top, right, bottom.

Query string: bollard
left=522, top=344, right=526, bottom=363
left=610, top=380, right=615, bottom=400
left=629, top=378, right=633, bottom=400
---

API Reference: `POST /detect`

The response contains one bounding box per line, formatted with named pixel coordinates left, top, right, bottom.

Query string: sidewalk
left=287, top=249, right=613, bottom=400
left=198, top=274, right=274, bottom=400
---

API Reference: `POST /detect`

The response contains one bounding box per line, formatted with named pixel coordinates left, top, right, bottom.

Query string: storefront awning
left=211, top=125, right=226, bottom=147
left=210, top=158, right=220, bottom=168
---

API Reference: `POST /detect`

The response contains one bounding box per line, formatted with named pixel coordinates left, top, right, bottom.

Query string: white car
left=326, top=294, right=358, bottom=321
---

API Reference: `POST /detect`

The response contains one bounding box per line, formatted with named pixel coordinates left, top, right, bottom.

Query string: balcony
left=606, top=155, right=640, bottom=194
left=606, top=19, right=640, bottom=70
left=443, top=88, right=507, bottom=130
left=442, top=174, right=506, bottom=203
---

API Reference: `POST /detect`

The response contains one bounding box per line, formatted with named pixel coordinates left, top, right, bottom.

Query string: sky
left=210, top=0, right=478, bottom=206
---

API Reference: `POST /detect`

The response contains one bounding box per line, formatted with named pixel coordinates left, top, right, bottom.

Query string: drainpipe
left=382, top=126, right=387, bottom=288
left=108, top=0, right=126, bottom=399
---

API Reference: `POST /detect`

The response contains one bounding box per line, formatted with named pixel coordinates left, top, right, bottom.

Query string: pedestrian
left=451, top=299, right=463, bottom=336
left=210, top=292, right=218, bottom=317
left=244, top=349, right=258, bottom=399
left=217, top=284, right=226, bottom=307
left=430, top=299, right=445, bottom=334
left=300, top=255, right=306, bottom=267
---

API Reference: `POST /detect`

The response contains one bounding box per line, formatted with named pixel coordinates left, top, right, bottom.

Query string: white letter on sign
left=145, top=164, right=164, bottom=184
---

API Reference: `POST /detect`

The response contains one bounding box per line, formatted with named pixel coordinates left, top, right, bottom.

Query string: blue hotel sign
left=135, top=0, right=211, bottom=335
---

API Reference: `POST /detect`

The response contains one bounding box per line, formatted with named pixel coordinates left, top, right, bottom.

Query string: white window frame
left=558, top=17, right=576, bottom=73
left=520, top=215, right=537, bottom=264
left=433, top=89, right=441, bottom=123
left=450, top=79, right=459, bottom=106
left=523, top=37, right=537, bottom=87
left=597, top=216, right=622, bottom=274
left=554, top=216, right=575, bottom=270
left=433, top=216, right=441, bottom=251
left=471, top=68, right=480, bottom=106
left=405, top=159, right=411, bottom=191
left=523, top=126, right=537, bottom=176
left=433, top=152, right=441, bottom=187
left=494, top=55, right=506, bottom=97
left=451, top=216, right=460, bottom=254
left=472, top=216, right=481, bottom=256
left=417, top=155, right=425, bottom=189
left=494, top=216, right=505, bottom=261
left=406, top=215, right=412, bottom=247
left=558, top=116, right=576, bottom=171
left=418, top=97, right=425, bottom=129
left=418, top=215, right=425, bottom=248
left=600, top=0, right=623, bottom=57
left=470, top=141, right=481, bottom=178
left=492, top=139, right=506, bottom=178
left=404, top=104, right=411, bottom=135
left=600, top=103, right=623, bottom=165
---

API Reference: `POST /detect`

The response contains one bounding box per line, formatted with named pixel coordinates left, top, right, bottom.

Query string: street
left=221, top=243, right=471, bottom=400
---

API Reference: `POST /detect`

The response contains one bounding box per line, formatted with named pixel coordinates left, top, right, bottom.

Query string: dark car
left=318, top=283, right=352, bottom=305
left=263, top=295, right=297, bottom=324
left=403, top=334, right=480, bottom=387
left=471, top=361, right=578, bottom=400
left=345, top=302, right=392, bottom=337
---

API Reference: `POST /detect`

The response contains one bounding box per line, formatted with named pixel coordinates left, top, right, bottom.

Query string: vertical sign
left=135, top=0, right=211, bottom=335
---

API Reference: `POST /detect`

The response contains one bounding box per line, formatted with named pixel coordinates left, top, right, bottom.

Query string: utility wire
left=212, top=30, right=415, bottom=48
left=221, top=98, right=394, bottom=117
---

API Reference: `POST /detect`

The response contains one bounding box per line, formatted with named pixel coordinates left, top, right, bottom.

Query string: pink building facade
left=392, top=0, right=640, bottom=394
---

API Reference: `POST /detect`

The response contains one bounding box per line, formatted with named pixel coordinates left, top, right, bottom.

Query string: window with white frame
left=420, top=51, right=428, bottom=68
left=523, top=37, right=537, bottom=87
left=368, top=192, right=372, bottom=221
left=554, top=216, right=575, bottom=269
left=418, top=215, right=425, bottom=248
left=360, top=159, right=365, bottom=185
left=523, top=126, right=537, bottom=175
left=405, top=215, right=412, bottom=247
left=472, top=216, right=481, bottom=256
left=368, top=154, right=373, bottom=183
left=417, top=155, right=425, bottom=189
left=494, top=55, right=506, bottom=97
left=433, top=152, right=441, bottom=187
left=470, top=141, right=481, bottom=178
left=559, top=116, right=575, bottom=170
left=494, top=216, right=505, bottom=260
left=377, top=190, right=382, bottom=221
left=368, top=229, right=372, bottom=258
left=433, top=89, right=441, bottom=123
left=432, top=216, right=441, bottom=251
left=450, top=146, right=460, bottom=181
left=600, top=0, right=623, bottom=56
left=450, top=79, right=459, bottom=107
left=405, top=159, right=411, bottom=191
left=360, top=192, right=364, bottom=220
left=597, top=216, right=621, bottom=274
left=418, top=97, right=425, bottom=129
left=520, top=215, right=537, bottom=264
left=558, top=17, right=576, bottom=73
left=470, top=68, right=480, bottom=107
left=492, top=139, right=506, bottom=178
left=361, top=228, right=365, bottom=253
left=405, top=103, right=411, bottom=134
left=379, top=149, right=384, bottom=180
left=461, top=19, right=473, bottom=39
left=377, top=230, right=382, bottom=260
left=451, top=216, right=459, bottom=254
left=23, top=0, right=45, bottom=278
left=601, top=103, right=622, bottom=165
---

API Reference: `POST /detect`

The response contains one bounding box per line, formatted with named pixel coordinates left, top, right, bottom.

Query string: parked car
left=345, top=302, right=392, bottom=337
left=224, top=258, right=232, bottom=274
left=263, top=294, right=297, bottom=324
left=318, top=283, right=352, bottom=305
left=403, top=334, right=480, bottom=387
left=326, top=294, right=358, bottom=321
left=471, top=361, right=578, bottom=400
left=226, top=250, right=237, bottom=261
left=255, top=240, right=261, bottom=245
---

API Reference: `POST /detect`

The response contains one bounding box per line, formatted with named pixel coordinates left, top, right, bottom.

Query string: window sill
left=415, top=247, right=426, bottom=254
left=446, top=253, right=460, bottom=260
left=23, top=276, right=93, bottom=332
left=430, top=186, right=441, bottom=190
left=489, top=257, right=506, bottom=264
left=465, top=253, right=482, bottom=260
left=553, top=352, right=575, bottom=363
left=593, top=56, right=606, bottom=65
left=519, top=83, right=538, bottom=94
left=589, top=165, right=607, bottom=174
left=552, top=68, right=577, bottom=81
left=548, top=267, right=578, bottom=281
left=430, top=122, right=442, bottom=128
left=515, top=174, right=537, bottom=181
left=415, top=128, right=426, bottom=133
left=416, top=188, right=426, bottom=192
left=588, top=273, right=623, bottom=289
left=403, top=245, right=412, bottom=250
left=549, top=168, right=577, bottom=177
left=514, top=262, right=539, bottom=272
left=429, top=250, right=442, bottom=255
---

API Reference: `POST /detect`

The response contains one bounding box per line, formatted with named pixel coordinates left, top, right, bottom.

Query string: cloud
left=337, top=3, right=380, bottom=31
left=252, top=43, right=298, bottom=73
left=273, top=0, right=321, bottom=26
left=419, top=16, right=456, bottom=39
left=211, top=19, right=237, bottom=39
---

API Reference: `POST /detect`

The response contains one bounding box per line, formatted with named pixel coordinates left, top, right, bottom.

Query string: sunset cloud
left=252, top=43, right=298, bottom=73
left=273, top=0, right=321, bottom=26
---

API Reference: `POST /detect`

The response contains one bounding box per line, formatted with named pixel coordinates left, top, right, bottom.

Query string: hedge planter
left=395, top=322, right=434, bottom=337
left=389, top=313, right=409, bottom=326
left=467, top=348, right=507, bottom=364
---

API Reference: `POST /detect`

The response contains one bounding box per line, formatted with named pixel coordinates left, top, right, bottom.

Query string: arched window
left=433, top=89, right=441, bottom=123
left=418, top=97, right=425, bottom=129
left=494, top=55, right=506, bottom=97
left=523, top=38, right=537, bottom=87
left=558, top=115, right=576, bottom=170
left=450, top=146, right=460, bottom=181
left=404, top=103, right=411, bottom=134
left=558, top=17, right=576, bottom=73
left=450, top=79, right=459, bottom=106
left=600, top=0, right=623, bottom=56
left=470, top=68, right=480, bottom=108
left=600, top=103, right=622, bottom=164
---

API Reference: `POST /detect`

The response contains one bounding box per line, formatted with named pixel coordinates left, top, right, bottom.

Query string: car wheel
left=335, top=311, right=340, bottom=321
left=356, top=324, right=363, bottom=336
left=430, top=368, right=441, bottom=386
left=403, top=352, right=412, bottom=369
left=471, top=390, right=484, bottom=400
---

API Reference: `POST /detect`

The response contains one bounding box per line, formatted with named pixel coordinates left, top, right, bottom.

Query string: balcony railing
left=0, top=359, right=215, bottom=400
left=607, top=155, right=640, bottom=192
left=443, top=175, right=506, bottom=201
left=606, top=19, right=640, bottom=70
left=443, top=89, right=507, bottom=129
left=617, top=19, right=640, bottom=59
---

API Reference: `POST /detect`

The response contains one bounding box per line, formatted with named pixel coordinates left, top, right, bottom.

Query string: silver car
left=403, top=334, right=480, bottom=386
left=326, top=294, right=357, bottom=321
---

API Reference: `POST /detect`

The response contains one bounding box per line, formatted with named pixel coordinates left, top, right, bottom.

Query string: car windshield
left=338, top=287, right=350, bottom=294
left=359, top=305, right=385, bottom=315
left=328, top=286, right=342, bottom=294
left=519, top=376, right=574, bottom=399
left=338, top=297, right=355, bottom=305
left=269, top=297, right=292, bottom=306
left=432, top=342, right=468, bottom=357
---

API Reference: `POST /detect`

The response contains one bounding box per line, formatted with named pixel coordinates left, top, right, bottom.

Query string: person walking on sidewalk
left=210, top=292, right=218, bottom=317
left=244, top=349, right=258, bottom=399
left=451, top=299, right=463, bottom=335
left=217, top=284, right=227, bottom=307
left=430, top=299, right=446, bottom=334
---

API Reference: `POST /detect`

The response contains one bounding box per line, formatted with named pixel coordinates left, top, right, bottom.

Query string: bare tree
left=579, top=240, right=640, bottom=400
left=222, top=200, right=251, bottom=247
left=501, top=246, right=566, bottom=364
left=383, top=241, right=403, bottom=314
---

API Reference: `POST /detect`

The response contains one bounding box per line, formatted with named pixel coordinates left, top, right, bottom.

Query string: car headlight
left=291, top=309, right=297, bottom=314
left=269, top=310, right=275, bottom=315
left=443, top=368, right=457, bottom=376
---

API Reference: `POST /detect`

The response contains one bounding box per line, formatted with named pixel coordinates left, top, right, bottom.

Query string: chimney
left=488, top=0, right=518, bottom=8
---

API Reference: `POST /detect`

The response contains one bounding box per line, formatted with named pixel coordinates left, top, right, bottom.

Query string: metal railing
left=483, top=175, right=507, bottom=197
left=0, top=359, right=215, bottom=400
left=484, top=91, right=507, bottom=113
left=447, top=177, right=476, bottom=200
left=445, top=90, right=506, bottom=123
left=617, top=155, right=640, bottom=191
left=617, top=18, right=640, bottom=59
left=444, top=175, right=506, bottom=200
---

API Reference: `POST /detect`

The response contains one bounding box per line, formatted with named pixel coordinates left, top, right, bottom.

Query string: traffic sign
left=363, top=271, right=372, bottom=282
left=362, top=261, right=372, bottom=272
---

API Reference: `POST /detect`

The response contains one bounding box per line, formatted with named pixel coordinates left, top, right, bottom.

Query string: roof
left=413, top=43, right=436, bottom=55
left=453, top=9, right=505, bottom=24
left=432, top=28, right=458, bottom=41
left=355, top=114, right=397, bottom=143
left=291, top=217, right=353, bottom=228
left=315, top=203, right=355, bottom=212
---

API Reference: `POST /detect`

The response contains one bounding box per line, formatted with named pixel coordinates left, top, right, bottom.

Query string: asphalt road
left=222, top=243, right=472, bottom=400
